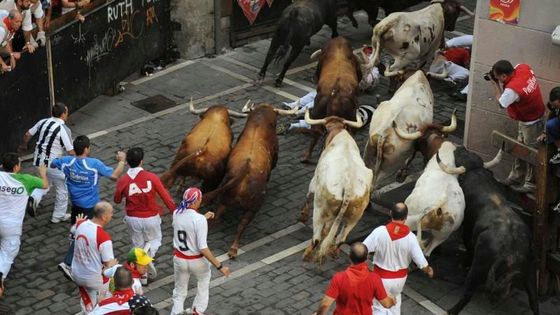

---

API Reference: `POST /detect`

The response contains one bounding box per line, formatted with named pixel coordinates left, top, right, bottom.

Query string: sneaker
left=511, top=183, right=536, bottom=194
left=58, top=262, right=74, bottom=282
left=51, top=213, right=71, bottom=224
left=550, top=151, right=560, bottom=164
left=148, top=262, right=157, bottom=279
left=26, top=197, right=38, bottom=217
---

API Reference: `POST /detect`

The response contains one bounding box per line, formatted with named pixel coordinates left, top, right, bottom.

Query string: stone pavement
left=3, top=0, right=560, bottom=314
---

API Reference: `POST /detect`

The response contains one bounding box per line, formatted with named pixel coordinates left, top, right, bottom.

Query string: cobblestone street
left=4, top=1, right=560, bottom=314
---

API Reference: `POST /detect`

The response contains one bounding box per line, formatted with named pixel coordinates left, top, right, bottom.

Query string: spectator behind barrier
left=0, top=9, right=23, bottom=73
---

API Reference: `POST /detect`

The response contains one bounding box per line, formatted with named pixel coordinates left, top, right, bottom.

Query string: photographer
left=488, top=59, right=545, bottom=193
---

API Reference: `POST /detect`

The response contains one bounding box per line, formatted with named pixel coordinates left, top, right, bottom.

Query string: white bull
left=300, top=112, right=372, bottom=263
left=404, top=141, right=465, bottom=256
left=363, top=70, right=433, bottom=189
left=366, top=0, right=474, bottom=77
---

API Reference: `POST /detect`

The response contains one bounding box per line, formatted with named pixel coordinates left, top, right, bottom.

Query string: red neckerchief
left=124, top=262, right=142, bottom=279
left=386, top=221, right=410, bottom=241
left=2, top=17, right=15, bottom=33
left=344, top=262, right=370, bottom=286
left=103, top=288, right=134, bottom=305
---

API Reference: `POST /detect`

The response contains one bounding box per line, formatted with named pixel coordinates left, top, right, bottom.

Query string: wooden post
left=535, top=143, right=552, bottom=295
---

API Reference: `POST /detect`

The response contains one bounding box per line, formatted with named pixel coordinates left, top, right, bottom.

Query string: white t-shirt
left=0, top=10, right=11, bottom=47
left=363, top=225, right=428, bottom=272
left=172, top=208, right=208, bottom=255
left=0, top=172, right=29, bottom=227
left=72, top=220, right=114, bottom=284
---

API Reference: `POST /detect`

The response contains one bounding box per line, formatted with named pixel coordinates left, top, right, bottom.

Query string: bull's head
left=438, top=141, right=505, bottom=175
left=304, top=109, right=364, bottom=131
left=189, top=97, right=248, bottom=118
left=392, top=110, right=457, bottom=141
left=242, top=100, right=300, bottom=116
left=431, top=0, right=475, bottom=31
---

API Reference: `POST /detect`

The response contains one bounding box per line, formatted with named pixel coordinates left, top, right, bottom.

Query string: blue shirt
left=52, top=156, right=113, bottom=208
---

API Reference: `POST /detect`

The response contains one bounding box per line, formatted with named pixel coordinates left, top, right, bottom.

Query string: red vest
left=503, top=64, right=545, bottom=122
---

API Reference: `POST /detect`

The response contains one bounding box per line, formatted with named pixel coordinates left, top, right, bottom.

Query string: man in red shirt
left=490, top=60, right=545, bottom=193
left=314, top=243, right=395, bottom=315
left=114, top=147, right=176, bottom=280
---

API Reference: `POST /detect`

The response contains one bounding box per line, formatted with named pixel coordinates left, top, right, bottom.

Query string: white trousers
left=171, top=256, right=212, bottom=315
left=31, top=167, right=68, bottom=219
left=0, top=224, right=22, bottom=279
left=123, top=215, right=162, bottom=257
left=74, top=276, right=109, bottom=314
left=373, top=276, right=407, bottom=315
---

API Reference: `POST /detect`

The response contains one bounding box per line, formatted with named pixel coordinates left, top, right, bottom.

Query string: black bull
left=445, top=146, right=539, bottom=315
left=257, top=0, right=339, bottom=87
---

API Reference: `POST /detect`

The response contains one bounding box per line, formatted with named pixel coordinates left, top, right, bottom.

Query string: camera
left=483, top=71, right=494, bottom=81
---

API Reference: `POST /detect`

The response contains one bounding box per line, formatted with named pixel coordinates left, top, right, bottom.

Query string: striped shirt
left=29, top=117, right=73, bottom=167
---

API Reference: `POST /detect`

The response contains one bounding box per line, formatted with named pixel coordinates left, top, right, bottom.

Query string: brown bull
left=203, top=103, right=297, bottom=258
left=160, top=100, right=248, bottom=192
left=303, top=36, right=362, bottom=163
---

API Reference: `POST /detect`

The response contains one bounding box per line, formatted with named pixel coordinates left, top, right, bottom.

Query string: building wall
left=171, top=0, right=216, bottom=58
left=465, top=0, right=560, bottom=177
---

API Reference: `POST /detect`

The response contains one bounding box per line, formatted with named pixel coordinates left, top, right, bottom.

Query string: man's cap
left=127, top=248, right=153, bottom=265
left=128, top=294, right=152, bottom=312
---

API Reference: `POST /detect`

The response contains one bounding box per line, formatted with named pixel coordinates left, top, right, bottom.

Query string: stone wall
left=170, top=0, right=215, bottom=58
left=465, top=0, right=560, bottom=177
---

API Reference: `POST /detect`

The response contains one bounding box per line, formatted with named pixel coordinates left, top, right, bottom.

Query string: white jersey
left=172, top=209, right=208, bottom=256
left=363, top=224, right=428, bottom=273
left=72, top=220, right=114, bottom=283
left=0, top=172, right=28, bottom=227
left=29, top=117, right=73, bottom=166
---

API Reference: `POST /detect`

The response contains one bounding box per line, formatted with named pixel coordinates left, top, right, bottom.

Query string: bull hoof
left=274, top=79, right=283, bottom=87
left=303, top=246, right=314, bottom=262
left=396, top=169, right=408, bottom=183
left=227, top=248, right=238, bottom=259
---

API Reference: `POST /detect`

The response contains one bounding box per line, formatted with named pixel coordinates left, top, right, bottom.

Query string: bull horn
left=460, top=5, right=475, bottom=16
left=392, top=121, right=422, bottom=140
left=227, top=108, right=248, bottom=118
left=384, top=69, right=406, bottom=77
left=343, top=113, right=364, bottom=129
left=241, top=99, right=254, bottom=113
left=304, top=109, right=327, bottom=126
left=483, top=141, right=505, bottom=169
left=436, top=150, right=466, bottom=175
left=371, top=135, right=386, bottom=188
left=188, top=97, right=209, bottom=114
left=441, top=109, right=457, bottom=133
left=426, top=63, right=449, bottom=79
left=310, top=49, right=322, bottom=61
left=365, top=35, right=381, bottom=73
left=274, top=100, right=299, bottom=115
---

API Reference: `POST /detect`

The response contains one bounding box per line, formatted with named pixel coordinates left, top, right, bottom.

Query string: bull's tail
left=272, top=10, right=297, bottom=64
left=202, top=159, right=250, bottom=206
left=317, top=189, right=351, bottom=262
left=485, top=255, right=520, bottom=302
left=160, top=146, right=207, bottom=188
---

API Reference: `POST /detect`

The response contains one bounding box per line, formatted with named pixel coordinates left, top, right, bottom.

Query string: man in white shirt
left=489, top=59, right=545, bottom=193
left=363, top=203, right=434, bottom=315
left=171, top=187, right=231, bottom=315
left=0, top=0, right=38, bottom=53
left=0, top=9, right=22, bottom=73
left=72, top=201, right=118, bottom=313
left=20, top=102, right=74, bottom=223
